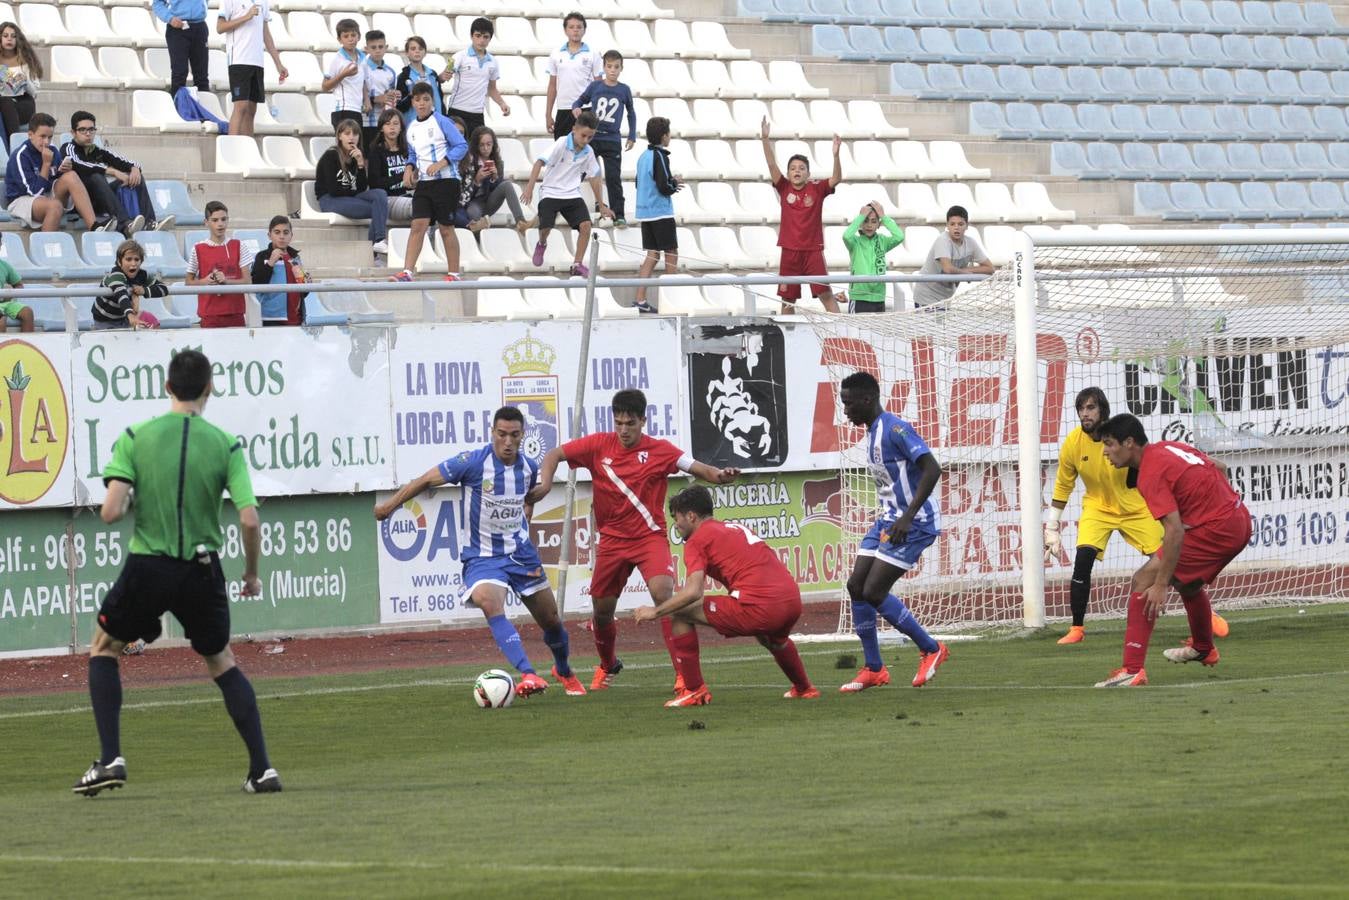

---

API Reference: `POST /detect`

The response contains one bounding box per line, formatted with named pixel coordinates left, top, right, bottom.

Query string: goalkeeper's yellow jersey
left=1051, top=426, right=1153, bottom=519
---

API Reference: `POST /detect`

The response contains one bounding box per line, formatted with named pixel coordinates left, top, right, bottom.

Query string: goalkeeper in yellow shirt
left=1046, top=387, right=1229, bottom=644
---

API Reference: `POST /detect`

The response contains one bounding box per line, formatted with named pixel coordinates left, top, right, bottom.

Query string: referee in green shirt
left=73, top=349, right=280, bottom=796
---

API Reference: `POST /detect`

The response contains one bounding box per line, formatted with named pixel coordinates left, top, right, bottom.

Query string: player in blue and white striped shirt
left=374, top=407, right=585, bottom=697
left=838, top=371, right=951, bottom=692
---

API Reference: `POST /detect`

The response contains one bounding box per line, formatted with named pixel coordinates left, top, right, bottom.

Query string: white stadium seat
left=216, top=136, right=287, bottom=178
left=971, top=182, right=1021, bottom=223
left=695, top=226, right=757, bottom=269
left=675, top=228, right=719, bottom=270
left=697, top=139, right=758, bottom=180
left=894, top=183, right=942, bottom=223
left=892, top=225, right=940, bottom=267
left=929, top=141, right=992, bottom=179
left=734, top=225, right=781, bottom=269
left=49, top=45, right=119, bottom=88
left=65, top=6, right=133, bottom=48
left=479, top=229, right=535, bottom=272
left=891, top=141, right=940, bottom=180
left=613, top=19, right=659, bottom=56
left=132, top=89, right=211, bottom=133
left=108, top=7, right=159, bottom=49
left=98, top=47, right=161, bottom=88
left=691, top=21, right=751, bottom=59
left=20, top=5, right=79, bottom=45
left=737, top=182, right=780, bottom=224
left=848, top=100, right=909, bottom=139
left=300, top=180, right=365, bottom=224
left=936, top=182, right=983, bottom=222
left=1013, top=182, right=1077, bottom=222
left=262, top=136, right=315, bottom=178
left=655, top=62, right=713, bottom=102
left=269, top=94, right=325, bottom=134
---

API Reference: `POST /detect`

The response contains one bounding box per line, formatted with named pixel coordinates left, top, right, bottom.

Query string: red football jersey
left=774, top=176, right=833, bottom=251
left=683, top=519, right=799, bottom=603
left=562, top=432, right=687, bottom=538
left=1137, top=441, right=1243, bottom=529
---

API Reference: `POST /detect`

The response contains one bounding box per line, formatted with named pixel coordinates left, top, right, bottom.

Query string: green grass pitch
left=2, top=605, right=1347, bottom=899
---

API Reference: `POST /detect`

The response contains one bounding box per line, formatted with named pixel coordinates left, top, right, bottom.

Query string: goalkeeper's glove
left=1044, top=507, right=1063, bottom=563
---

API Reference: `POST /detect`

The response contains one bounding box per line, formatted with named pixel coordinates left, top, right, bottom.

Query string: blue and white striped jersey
left=866, top=412, right=940, bottom=534
left=437, top=446, right=538, bottom=560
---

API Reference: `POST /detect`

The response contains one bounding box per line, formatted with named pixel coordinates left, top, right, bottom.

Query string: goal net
left=805, top=230, right=1349, bottom=635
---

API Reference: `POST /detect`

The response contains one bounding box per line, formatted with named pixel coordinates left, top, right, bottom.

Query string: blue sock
left=214, top=666, right=271, bottom=779
left=543, top=626, right=571, bottom=677
left=852, top=602, right=884, bottom=671
left=878, top=594, right=939, bottom=654
left=488, top=614, right=534, bottom=674
left=88, top=656, right=122, bottom=765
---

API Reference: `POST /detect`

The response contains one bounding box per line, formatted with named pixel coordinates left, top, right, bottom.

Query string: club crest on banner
left=501, top=335, right=560, bottom=464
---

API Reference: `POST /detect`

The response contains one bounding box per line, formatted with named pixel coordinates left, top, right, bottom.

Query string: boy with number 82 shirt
left=529, top=389, right=739, bottom=693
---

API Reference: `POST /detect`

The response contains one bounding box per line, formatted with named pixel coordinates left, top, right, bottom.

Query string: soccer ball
left=473, top=669, right=516, bottom=709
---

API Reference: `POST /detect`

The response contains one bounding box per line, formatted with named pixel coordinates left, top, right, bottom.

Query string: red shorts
left=589, top=531, right=675, bottom=600
left=1173, top=507, right=1252, bottom=586
left=777, top=249, right=830, bottom=301
left=703, top=587, right=802, bottom=641
left=199, top=313, right=246, bottom=328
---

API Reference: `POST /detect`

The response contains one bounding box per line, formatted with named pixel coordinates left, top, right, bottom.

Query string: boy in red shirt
left=187, top=201, right=251, bottom=328
left=760, top=116, right=842, bottom=315
left=530, top=389, right=738, bottom=692
left=634, top=485, right=818, bottom=707
left=1096, top=413, right=1252, bottom=687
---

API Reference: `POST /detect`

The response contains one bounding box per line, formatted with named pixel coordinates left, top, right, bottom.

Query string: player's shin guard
left=852, top=601, right=884, bottom=671
left=1181, top=589, right=1215, bottom=654
left=592, top=618, right=618, bottom=671
left=543, top=626, right=572, bottom=677
left=1122, top=591, right=1157, bottom=672
left=1071, top=546, right=1097, bottom=627
left=88, top=656, right=122, bottom=766
left=487, top=614, right=534, bottom=674
left=671, top=630, right=705, bottom=691
left=768, top=638, right=812, bottom=692
left=878, top=594, right=939, bottom=654
left=214, top=666, right=271, bottom=780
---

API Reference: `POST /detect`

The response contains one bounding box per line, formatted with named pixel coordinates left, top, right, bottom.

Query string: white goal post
left=807, top=227, right=1349, bottom=635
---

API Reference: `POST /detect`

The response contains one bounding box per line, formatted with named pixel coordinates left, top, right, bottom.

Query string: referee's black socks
left=214, top=667, right=271, bottom=779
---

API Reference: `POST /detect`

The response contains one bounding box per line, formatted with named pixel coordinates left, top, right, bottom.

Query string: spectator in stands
left=0, top=23, right=40, bottom=148
left=395, top=36, right=445, bottom=126
left=216, top=0, right=288, bottom=138
left=96, top=240, right=167, bottom=329
left=443, top=17, right=510, bottom=140
left=544, top=12, right=602, bottom=140
left=0, top=257, right=32, bottom=332
left=5, top=113, right=112, bottom=234
left=392, top=82, right=467, bottom=283
left=571, top=50, right=635, bottom=227
left=316, top=119, right=389, bottom=256
left=911, top=204, right=994, bottom=309
left=152, top=0, right=210, bottom=98
left=367, top=109, right=413, bottom=223
left=521, top=109, right=612, bottom=278
left=322, top=19, right=369, bottom=131
left=760, top=117, right=841, bottom=314
left=841, top=202, right=904, bottom=313
left=362, top=30, right=400, bottom=151
left=250, top=214, right=308, bottom=326
left=633, top=115, right=679, bottom=315
left=187, top=200, right=251, bottom=327
left=457, top=126, right=530, bottom=235
left=62, top=112, right=176, bottom=236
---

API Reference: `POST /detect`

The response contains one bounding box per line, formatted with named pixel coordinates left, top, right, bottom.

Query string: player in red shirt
left=633, top=485, right=818, bottom=706
left=531, top=389, right=739, bottom=692
left=760, top=116, right=842, bottom=315
left=1096, top=414, right=1252, bottom=687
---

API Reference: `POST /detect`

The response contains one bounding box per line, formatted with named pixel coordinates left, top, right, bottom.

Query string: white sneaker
left=371, top=240, right=389, bottom=255
left=124, top=214, right=145, bottom=235
left=153, top=215, right=176, bottom=231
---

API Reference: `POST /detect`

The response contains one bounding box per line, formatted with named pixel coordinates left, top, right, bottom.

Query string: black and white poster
left=686, top=324, right=789, bottom=468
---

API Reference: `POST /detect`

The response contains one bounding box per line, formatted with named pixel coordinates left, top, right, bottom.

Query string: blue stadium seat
left=739, top=0, right=781, bottom=16
left=303, top=294, right=349, bottom=326
left=1169, top=182, right=1214, bottom=219
left=1296, top=71, right=1332, bottom=106
left=1130, top=32, right=1180, bottom=67
left=1292, top=143, right=1338, bottom=178
left=812, top=24, right=854, bottom=57
left=1038, top=103, right=1080, bottom=139
left=947, top=0, right=987, bottom=26
left=1100, top=67, right=1139, bottom=100
left=1314, top=37, right=1349, bottom=67
left=1327, top=70, right=1349, bottom=100
left=962, top=64, right=1003, bottom=99
left=1225, top=143, right=1266, bottom=179
left=996, top=65, right=1046, bottom=101
left=132, top=231, right=190, bottom=278
left=1200, top=69, right=1245, bottom=104
left=1186, top=33, right=1223, bottom=68
left=1325, top=143, right=1349, bottom=176
left=1119, top=142, right=1161, bottom=178
left=1190, top=143, right=1230, bottom=179
left=1111, top=104, right=1165, bottom=141
left=1031, top=66, right=1072, bottom=101
left=1061, top=30, right=1107, bottom=66
left=147, top=180, right=204, bottom=226
left=985, top=0, right=1022, bottom=24
left=1074, top=103, right=1115, bottom=140
left=1178, top=0, right=1220, bottom=32
left=1023, top=30, right=1064, bottom=66
left=136, top=296, right=194, bottom=328
left=1254, top=35, right=1294, bottom=68
left=1083, top=31, right=1125, bottom=66
left=1307, top=181, right=1349, bottom=217
left=1261, top=70, right=1303, bottom=106
left=1259, top=143, right=1299, bottom=177
left=919, top=28, right=972, bottom=63
left=913, top=0, right=957, bottom=25
left=1241, top=1, right=1280, bottom=33
left=1134, top=182, right=1179, bottom=217
left=1204, top=181, right=1252, bottom=219
left=27, top=298, right=76, bottom=332
left=1244, top=105, right=1283, bottom=140
left=1081, top=0, right=1122, bottom=30
left=890, top=62, right=931, bottom=97
left=1144, top=104, right=1188, bottom=136
left=1051, top=0, right=1085, bottom=27
left=29, top=233, right=105, bottom=279
left=1167, top=68, right=1206, bottom=103
left=1279, top=105, right=1317, bottom=140
left=1273, top=181, right=1314, bottom=218
left=883, top=26, right=922, bottom=57
left=1116, top=0, right=1159, bottom=29
left=1303, top=3, right=1349, bottom=36
left=1065, top=66, right=1110, bottom=102
left=0, top=234, right=55, bottom=280
left=846, top=0, right=889, bottom=20
left=1210, top=0, right=1251, bottom=32
left=1212, top=105, right=1253, bottom=140
left=1238, top=181, right=1280, bottom=218
left=969, top=102, right=1015, bottom=136
left=987, top=29, right=1026, bottom=64
left=1271, top=1, right=1311, bottom=32
left=1017, top=0, right=1054, bottom=23
left=1004, top=102, right=1052, bottom=138
left=850, top=25, right=891, bottom=57
left=1222, top=35, right=1260, bottom=67
left=1147, top=0, right=1188, bottom=31
left=924, top=63, right=969, bottom=99
left=1179, top=105, right=1226, bottom=140
left=1134, top=68, right=1177, bottom=103
left=80, top=231, right=121, bottom=271
left=953, top=28, right=994, bottom=61
left=1050, top=141, right=1091, bottom=176
left=1155, top=143, right=1199, bottom=180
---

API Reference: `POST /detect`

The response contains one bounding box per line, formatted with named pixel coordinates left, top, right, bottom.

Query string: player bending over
left=1046, top=387, right=1228, bottom=645
left=838, top=372, right=950, bottom=691
left=74, top=349, right=280, bottom=796
left=633, top=486, right=818, bottom=707
left=530, top=389, right=739, bottom=693
left=1095, top=414, right=1252, bottom=688
left=376, top=406, right=585, bottom=697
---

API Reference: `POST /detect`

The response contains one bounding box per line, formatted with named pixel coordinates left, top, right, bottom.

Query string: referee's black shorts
left=97, top=553, right=232, bottom=656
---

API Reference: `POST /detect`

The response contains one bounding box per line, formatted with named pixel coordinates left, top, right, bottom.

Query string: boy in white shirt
left=216, top=0, right=287, bottom=138
left=363, top=29, right=400, bottom=150
left=520, top=109, right=612, bottom=278
left=911, top=204, right=995, bottom=309
left=393, top=82, right=469, bottom=283
left=543, top=12, right=602, bottom=140
left=321, top=18, right=369, bottom=131
left=444, top=17, right=510, bottom=139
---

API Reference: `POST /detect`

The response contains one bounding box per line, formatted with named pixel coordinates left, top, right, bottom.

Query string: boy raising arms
left=529, top=389, right=739, bottom=693
left=841, top=202, right=904, bottom=313
left=761, top=117, right=841, bottom=314
left=520, top=109, right=612, bottom=278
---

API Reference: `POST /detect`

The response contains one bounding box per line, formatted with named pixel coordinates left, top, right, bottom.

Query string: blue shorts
left=461, top=545, right=550, bottom=600
left=858, top=518, right=938, bottom=571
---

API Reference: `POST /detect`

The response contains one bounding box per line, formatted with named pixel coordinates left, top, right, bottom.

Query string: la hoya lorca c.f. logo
left=0, top=342, right=69, bottom=505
